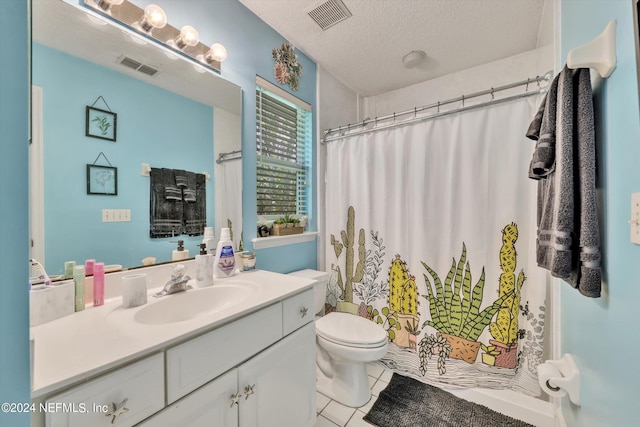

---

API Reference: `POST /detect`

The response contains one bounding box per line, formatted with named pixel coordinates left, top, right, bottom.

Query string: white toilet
left=288, top=269, right=389, bottom=408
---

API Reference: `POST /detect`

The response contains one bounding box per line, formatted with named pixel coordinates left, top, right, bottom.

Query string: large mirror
left=31, top=0, right=243, bottom=274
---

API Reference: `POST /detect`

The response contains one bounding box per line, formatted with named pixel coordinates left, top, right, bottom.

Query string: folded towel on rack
left=183, top=173, right=206, bottom=236
left=162, top=168, right=182, bottom=201
left=526, top=66, right=601, bottom=297
left=174, top=169, right=188, bottom=188
left=182, top=171, right=197, bottom=203
left=150, top=168, right=184, bottom=238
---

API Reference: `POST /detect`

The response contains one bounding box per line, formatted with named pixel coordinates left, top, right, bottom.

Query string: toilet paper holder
left=538, top=353, right=580, bottom=406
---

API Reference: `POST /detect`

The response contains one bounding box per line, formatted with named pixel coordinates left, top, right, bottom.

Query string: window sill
left=251, top=231, right=319, bottom=250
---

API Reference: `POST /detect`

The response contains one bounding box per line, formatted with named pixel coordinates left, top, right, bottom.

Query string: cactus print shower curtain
left=325, top=97, right=547, bottom=396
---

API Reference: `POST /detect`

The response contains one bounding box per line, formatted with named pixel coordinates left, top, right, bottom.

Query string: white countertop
left=30, top=269, right=314, bottom=398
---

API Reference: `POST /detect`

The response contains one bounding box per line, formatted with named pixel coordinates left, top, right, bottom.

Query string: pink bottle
left=85, top=259, right=95, bottom=276
left=93, top=262, right=105, bottom=307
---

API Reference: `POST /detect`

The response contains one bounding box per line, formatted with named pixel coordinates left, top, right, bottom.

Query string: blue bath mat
left=364, top=373, right=535, bottom=427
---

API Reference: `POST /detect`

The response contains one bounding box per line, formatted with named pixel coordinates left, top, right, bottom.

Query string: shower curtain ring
left=437, top=101, right=440, bottom=113
left=536, top=76, right=541, bottom=87
left=462, top=95, right=465, bottom=107
left=526, top=78, right=530, bottom=92
left=491, top=88, right=495, bottom=100
left=393, top=112, right=396, bottom=122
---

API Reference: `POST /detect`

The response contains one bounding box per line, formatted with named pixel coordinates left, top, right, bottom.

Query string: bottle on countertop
left=93, top=262, right=105, bottom=307
left=73, top=265, right=85, bottom=312
left=172, top=240, right=190, bottom=261
left=202, top=227, right=215, bottom=255
left=213, top=227, right=235, bottom=278
left=195, top=243, right=214, bottom=288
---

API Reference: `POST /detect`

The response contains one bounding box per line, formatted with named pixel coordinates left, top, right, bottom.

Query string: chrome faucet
left=154, top=264, right=192, bottom=297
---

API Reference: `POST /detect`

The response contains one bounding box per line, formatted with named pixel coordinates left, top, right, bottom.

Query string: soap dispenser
left=213, top=227, right=236, bottom=278
left=202, top=227, right=215, bottom=255
left=195, top=243, right=214, bottom=287
left=172, top=240, right=189, bottom=261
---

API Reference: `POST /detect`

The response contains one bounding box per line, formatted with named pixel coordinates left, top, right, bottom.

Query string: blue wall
left=0, top=1, right=30, bottom=425
left=33, top=43, right=214, bottom=272
left=560, top=1, right=640, bottom=425
left=148, top=0, right=319, bottom=274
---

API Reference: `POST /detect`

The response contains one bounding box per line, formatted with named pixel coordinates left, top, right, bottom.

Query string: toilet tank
left=288, top=269, right=329, bottom=315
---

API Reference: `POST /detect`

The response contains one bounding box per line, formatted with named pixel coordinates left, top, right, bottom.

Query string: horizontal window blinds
left=256, top=83, right=311, bottom=216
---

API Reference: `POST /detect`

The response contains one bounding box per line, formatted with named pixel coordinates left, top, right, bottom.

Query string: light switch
left=102, top=209, right=131, bottom=222
left=631, top=193, right=640, bottom=245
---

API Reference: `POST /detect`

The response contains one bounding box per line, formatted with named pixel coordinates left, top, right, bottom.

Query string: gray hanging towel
left=183, top=173, right=206, bottom=236
left=174, top=169, right=188, bottom=188
left=183, top=171, right=197, bottom=202
left=164, top=168, right=182, bottom=201
left=526, top=66, right=601, bottom=297
left=150, top=168, right=184, bottom=238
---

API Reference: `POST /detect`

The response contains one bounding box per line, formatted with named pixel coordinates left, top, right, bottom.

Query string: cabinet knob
left=244, top=384, right=256, bottom=400
left=105, top=397, right=129, bottom=424
left=229, top=393, right=241, bottom=407
left=300, top=307, right=308, bottom=318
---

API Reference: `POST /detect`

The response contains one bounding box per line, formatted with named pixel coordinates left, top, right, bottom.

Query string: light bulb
left=174, top=25, right=199, bottom=50
left=96, top=0, right=124, bottom=12
left=206, top=43, right=227, bottom=63
left=139, top=4, right=167, bottom=32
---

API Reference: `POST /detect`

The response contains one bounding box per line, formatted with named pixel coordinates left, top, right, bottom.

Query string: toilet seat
left=316, top=312, right=387, bottom=348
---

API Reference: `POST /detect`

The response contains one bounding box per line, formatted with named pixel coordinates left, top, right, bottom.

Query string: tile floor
left=314, top=363, right=393, bottom=427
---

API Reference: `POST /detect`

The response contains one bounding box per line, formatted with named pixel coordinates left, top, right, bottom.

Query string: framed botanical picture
left=87, top=164, right=118, bottom=195
left=86, top=106, right=117, bottom=141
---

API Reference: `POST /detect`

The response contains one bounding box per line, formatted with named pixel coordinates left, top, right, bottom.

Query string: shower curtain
left=325, top=97, right=547, bottom=396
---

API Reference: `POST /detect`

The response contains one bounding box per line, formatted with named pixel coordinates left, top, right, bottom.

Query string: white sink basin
left=134, top=283, right=255, bottom=325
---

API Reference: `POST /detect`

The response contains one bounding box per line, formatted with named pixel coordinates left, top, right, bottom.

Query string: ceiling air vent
left=117, top=56, right=159, bottom=77
left=307, top=0, right=352, bottom=31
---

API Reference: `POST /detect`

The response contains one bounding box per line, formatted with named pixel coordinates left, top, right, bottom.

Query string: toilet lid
left=316, top=312, right=388, bottom=348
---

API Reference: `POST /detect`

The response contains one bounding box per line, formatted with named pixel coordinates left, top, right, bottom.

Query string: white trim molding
left=252, top=232, right=319, bottom=250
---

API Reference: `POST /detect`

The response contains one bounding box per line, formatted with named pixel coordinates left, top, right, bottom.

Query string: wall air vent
left=307, top=0, right=352, bottom=31
left=117, top=56, right=159, bottom=77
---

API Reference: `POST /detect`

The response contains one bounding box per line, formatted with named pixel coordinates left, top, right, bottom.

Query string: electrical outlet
left=102, top=209, right=131, bottom=222
left=631, top=193, right=640, bottom=245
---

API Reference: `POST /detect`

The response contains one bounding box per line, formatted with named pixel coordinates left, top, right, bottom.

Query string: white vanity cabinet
left=140, top=322, right=315, bottom=427
left=44, top=353, right=164, bottom=427
left=36, top=285, right=316, bottom=427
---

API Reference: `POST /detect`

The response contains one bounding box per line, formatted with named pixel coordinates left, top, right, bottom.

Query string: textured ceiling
left=239, top=0, right=546, bottom=96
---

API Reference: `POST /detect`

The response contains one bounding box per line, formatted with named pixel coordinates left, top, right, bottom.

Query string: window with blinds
left=256, top=78, right=311, bottom=217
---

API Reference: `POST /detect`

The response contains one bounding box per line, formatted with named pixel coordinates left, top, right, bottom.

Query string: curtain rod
left=216, top=150, right=242, bottom=164
left=321, top=71, right=553, bottom=143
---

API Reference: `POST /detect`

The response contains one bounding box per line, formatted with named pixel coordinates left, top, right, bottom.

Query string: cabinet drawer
left=282, top=289, right=314, bottom=336
left=166, top=302, right=282, bottom=404
left=45, top=353, right=164, bottom=427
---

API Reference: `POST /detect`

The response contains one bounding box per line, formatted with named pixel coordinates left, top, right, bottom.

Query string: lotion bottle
left=195, top=243, right=214, bottom=287
left=213, top=227, right=235, bottom=278
left=73, top=265, right=85, bottom=312
left=172, top=240, right=189, bottom=261
left=93, top=262, right=105, bottom=306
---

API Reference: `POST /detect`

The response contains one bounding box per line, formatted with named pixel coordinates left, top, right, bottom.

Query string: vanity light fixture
left=84, top=0, right=225, bottom=73
left=203, top=43, right=228, bottom=64
left=172, top=25, right=200, bottom=50
left=96, top=0, right=124, bottom=12
left=138, top=4, right=167, bottom=33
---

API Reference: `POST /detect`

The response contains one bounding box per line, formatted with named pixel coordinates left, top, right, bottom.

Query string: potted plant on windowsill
left=271, top=214, right=304, bottom=236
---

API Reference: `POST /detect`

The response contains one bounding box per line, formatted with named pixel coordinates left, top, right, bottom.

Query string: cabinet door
left=137, top=369, right=238, bottom=427
left=238, top=322, right=316, bottom=427
left=45, top=353, right=164, bottom=427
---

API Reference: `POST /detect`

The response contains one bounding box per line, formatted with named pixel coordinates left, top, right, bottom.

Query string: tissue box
left=30, top=281, right=75, bottom=327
